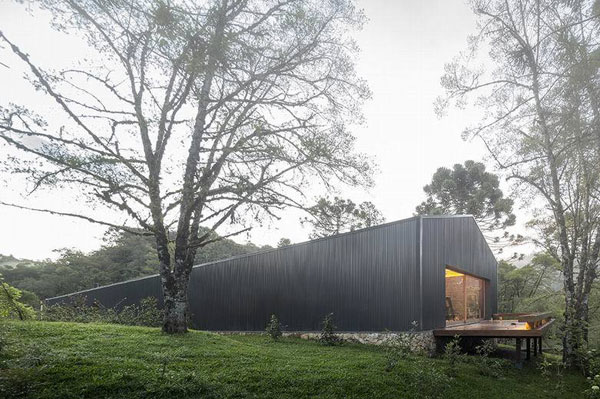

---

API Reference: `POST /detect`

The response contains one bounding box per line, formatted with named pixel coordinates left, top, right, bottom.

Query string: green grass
left=0, top=321, right=588, bottom=398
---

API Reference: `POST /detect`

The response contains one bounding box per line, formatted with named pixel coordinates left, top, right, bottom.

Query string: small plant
left=407, top=365, right=451, bottom=399
left=474, top=339, right=504, bottom=378
left=19, top=343, right=48, bottom=368
left=475, top=339, right=497, bottom=357
left=538, top=355, right=565, bottom=392
left=0, top=329, right=6, bottom=354
left=580, top=348, right=600, bottom=377
left=40, top=296, right=162, bottom=327
left=443, top=335, right=463, bottom=377
left=319, top=313, right=340, bottom=346
left=265, top=314, right=283, bottom=340
left=385, top=321, right=422, bottom=371
left=585, top=374, right=600, bottom=398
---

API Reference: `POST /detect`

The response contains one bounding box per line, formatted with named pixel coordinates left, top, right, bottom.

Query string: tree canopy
left=415, top=160, right=515, bottom=230
left=0, top=0, right=373, bottom=332
left=301, top=197, right=385, bottom=239
left=0, top=228, right=270, bottom=300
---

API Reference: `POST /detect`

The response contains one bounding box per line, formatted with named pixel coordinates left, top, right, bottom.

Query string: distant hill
left=0, top=254, right=33, bottom=267
left=0, top=228, right=274, bottom=300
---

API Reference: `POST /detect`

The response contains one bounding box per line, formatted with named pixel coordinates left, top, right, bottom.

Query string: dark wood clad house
left=46, top=215, right=498, bottom=332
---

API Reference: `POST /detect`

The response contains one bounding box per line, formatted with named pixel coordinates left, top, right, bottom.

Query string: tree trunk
left=562, top=298, right=579, bottom=365
left=162, top=281, right=189, bottom=334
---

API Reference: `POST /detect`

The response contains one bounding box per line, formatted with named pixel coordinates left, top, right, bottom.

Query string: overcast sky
left=0, top=0, right=503, bottom=260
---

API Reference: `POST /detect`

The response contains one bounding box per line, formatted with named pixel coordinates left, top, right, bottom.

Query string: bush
left=406, top=365, right=451, bottom=399
left=117, top=297, right=162, bottom=327
left=0, top=277, right=35, bottom=320
left=580, top=348, right=600, bottom=377
left=473, top=339, right=506, bottom=378
left=443, top=335, right=463, bottom=377
left=40, top=296, right=162, bottom=327
left=585, top=374, right=600, bottom=399
left=385, top=321, right=422, bottom=371
left=319, top=313, right=340, bottom=346
left=538, top=355, right=565, bottom=392
left=265, top=314, right=283, bottom=340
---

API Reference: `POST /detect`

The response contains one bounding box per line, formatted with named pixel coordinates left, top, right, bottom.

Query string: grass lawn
left=0, top=320, right=588, bottom=398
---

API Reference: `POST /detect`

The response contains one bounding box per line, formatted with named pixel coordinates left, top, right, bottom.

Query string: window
left=445, top=268, right=485, bottom=325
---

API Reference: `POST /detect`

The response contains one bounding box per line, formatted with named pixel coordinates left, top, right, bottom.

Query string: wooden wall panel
left=46, top=215, right=496, bottom=332
left=421, top=216, right=498, bottom=330
left=47, top=218, right=421, bottom=331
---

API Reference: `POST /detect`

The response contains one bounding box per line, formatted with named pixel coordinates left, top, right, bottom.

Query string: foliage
left=577, top=347, right=600, bottom=380
left=302, top=197, right=385, bottom=238
left=276, top=238, right=291, bottom=248
left=265, top=314, right=283, bottom=341
left=416, top=160, right=515, bottom=230
left=40, top=296, right=162, bottom=327
left=0, top=320, right=589, bottom=399
left=0, top=276, right=35, bottom=320
left=585, top=374, right=600, bottom=399
left=406, top=366, right=452, bottom=399
left=385, top=321, right=424, bottom=371
left=0, top=228, right=267, bottom=300
left=498, top=254, right=562, bottom=314
left=443, top=335, right=464, bottom=377
left=538, top=355, right=566, bottom=393
left=415, top=160, right=520, bottom=254
left=474, top=340, right=505, bottom=379
left=319, top=313, right=340, bottom=346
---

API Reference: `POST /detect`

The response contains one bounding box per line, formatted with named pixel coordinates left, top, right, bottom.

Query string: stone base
left=216, top=330, right=436, bottom=355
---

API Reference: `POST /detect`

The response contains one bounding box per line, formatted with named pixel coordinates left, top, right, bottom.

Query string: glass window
left=445, top=268, right=485, bottom=325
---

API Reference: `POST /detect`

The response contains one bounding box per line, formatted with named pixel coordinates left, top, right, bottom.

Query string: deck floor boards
left=433, top=319, right=554, bottom=338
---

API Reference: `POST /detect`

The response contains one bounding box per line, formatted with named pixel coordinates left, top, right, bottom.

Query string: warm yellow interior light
left=445, top=269, right=464, bottom=278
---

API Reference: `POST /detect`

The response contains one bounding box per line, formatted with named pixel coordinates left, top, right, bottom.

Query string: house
left=46, top=215, right=497, bottom=332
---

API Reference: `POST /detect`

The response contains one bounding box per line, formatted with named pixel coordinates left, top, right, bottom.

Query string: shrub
left=474, top=339, right=505, bottom=378
left=319, top=313, right=340, bottom=346
left=117, top=297, right=162, bottom=327
left=385, top=322, right=422, bottom=371
left=585, top=374, right=600, bottom=399
left=406, top=365, right=451, bottom=399
left=265, top=314, right=283, bottom=340
left=0, top=277, right=35, bottom=320
left=443, top=335, right=463, bottom=377
left=580, top=348, right=600, bottom=377
left=538, top=355, right=565, bottom=392
left=40, top=296, right=162, bottom=327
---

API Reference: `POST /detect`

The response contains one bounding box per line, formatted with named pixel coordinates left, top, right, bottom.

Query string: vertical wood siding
left=46, top=216, right=496, bottom=332
left=47, top=218, right=420, bottom=331
left=420, top=216, right=498, bottom=330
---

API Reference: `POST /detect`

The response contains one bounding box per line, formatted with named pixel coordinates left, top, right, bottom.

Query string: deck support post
left=539, top=337, right=543, bottom=354
left=526, top=338, right=531, bottom=360
left=516, top=338, right=522, bottom=367
left=533, top=336, right=538, bottom=356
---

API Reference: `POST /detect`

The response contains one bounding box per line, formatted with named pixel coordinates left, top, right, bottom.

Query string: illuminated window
left=445, top=267, right=485, bottom=325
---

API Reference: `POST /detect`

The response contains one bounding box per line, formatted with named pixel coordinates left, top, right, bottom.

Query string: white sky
left=0, top=0, right=518, bottom=261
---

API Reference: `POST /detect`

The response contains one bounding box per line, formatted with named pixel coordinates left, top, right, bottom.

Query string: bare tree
left=0, top=0, right=373, bottom=333
left=438, top=0, right=600, bottom=365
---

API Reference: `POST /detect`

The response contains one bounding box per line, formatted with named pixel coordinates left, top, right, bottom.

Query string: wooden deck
left=433, top=313, right=554, bottom=365
left=433, top=319, right=555, bottom=338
